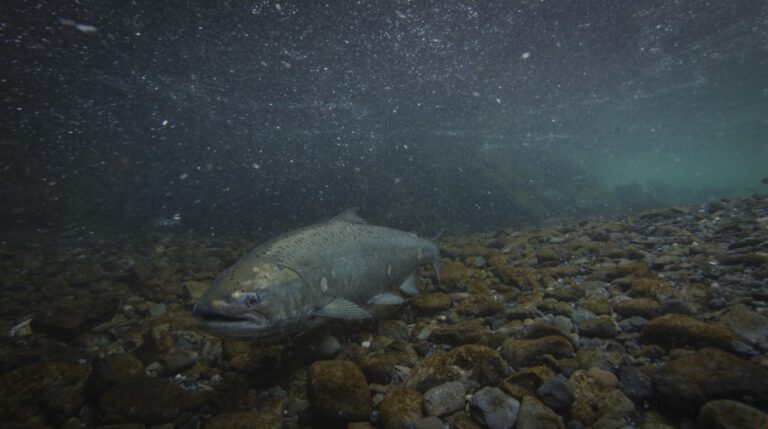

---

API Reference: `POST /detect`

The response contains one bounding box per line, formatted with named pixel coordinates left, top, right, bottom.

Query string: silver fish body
left=193, top=210, right=439, bottom=340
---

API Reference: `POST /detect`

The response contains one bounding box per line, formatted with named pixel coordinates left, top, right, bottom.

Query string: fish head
left=193, top=258, right=311, bottom=339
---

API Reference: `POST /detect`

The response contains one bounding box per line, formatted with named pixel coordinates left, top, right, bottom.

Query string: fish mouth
left=195, top=314, right=274, bottom=339
left=193, top=303, right=273, bottom=339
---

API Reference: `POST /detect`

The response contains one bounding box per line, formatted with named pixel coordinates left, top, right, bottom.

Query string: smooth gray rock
left=537, top=376, right=575, bottom=413
left=469, top=387, right=520, bottom=429
left=423, top=381, right=465, bottom=417
left=619, top=365, right=652, bottom=403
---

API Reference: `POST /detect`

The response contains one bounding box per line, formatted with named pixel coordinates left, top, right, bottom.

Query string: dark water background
left=2, top=0, right=767, bottom=238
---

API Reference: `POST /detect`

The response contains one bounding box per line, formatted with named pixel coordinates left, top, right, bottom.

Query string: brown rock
left=653, top=347, right=768, bottom=413
left=99, top=378, right=188, bottom=425
left=501, top=336, right=575, bottom=368
left=31, top=295, right=118, bottom=340
left=698, top=399, right=768, bottom=429
left=675, top=282, right=712, bottom=311
left=440, top=261, right=475, bottom=290
left=0, top=362, right=91, bottom=405
left=410, top=293, right=453, bottom=316
left=718, top=303, right=768, bottom=345
left=379, top=388, right=423, bottom=429
left=579, top=296, right=612, bottom=316
left=610, top=263, right=649, bottom=279
left=446, top=413, right=483, bottom=429
left=568, top=369, right=635, bottom=426
left=536, top=299, right=573, bottom=317
left=500, top=366, right=555, bottom=399
left=307, top=360, right=372, bottom=423
left=429, top=320, right=502, bottom=348
left=455, top=296, right=504, bottom=317
left=405, top=344, right=507, bottom=392
left=516, top=395, right=565, bottom=429
left=613, top=298, right=661, bottom=320
left=641, top=314, right=738, bottom=351
left=627, top=276, right=674, bottom=301
left=577, top=315, right=618, bottom=339
left=358, top=351, right=415, bottom=384
left=201, top=411, right=282, bottom=429
left=488, top=258, right=541, bottom=291
left=717, top=253, right=768, bottom=266
left=546, top=284, right=586, bottom=302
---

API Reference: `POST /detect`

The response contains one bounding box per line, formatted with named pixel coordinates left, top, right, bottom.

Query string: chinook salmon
left=193, top=209, right=440, bottom=339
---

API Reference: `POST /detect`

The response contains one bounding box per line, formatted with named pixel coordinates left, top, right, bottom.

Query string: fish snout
left=192, top=300, right=213, bottom=318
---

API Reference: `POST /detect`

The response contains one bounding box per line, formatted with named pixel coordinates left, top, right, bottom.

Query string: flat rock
left=516, top=395, right=565, bottom=429
left=652, top=347, right=768, bottom=413
left=200, top=411, right=282, bottom=429
left=613, top=298, right=661, bottom=320
left=405, top=344, right=507, bottom=392
left=411, top=292, right=453, bottom=316
left=577, top=315, right=617, bottom=339
left=536, top=376, right=575, bottom=413
left=501, top=336, right=575, bottom=368
left=567, top=368, right=635, bottom=427
left=718, top=303, right=768, bottom=345
left=0, top=361, right=92, bottom=404
left=99, top=378, right=188, bottom=425
left=307, top=360, right=371, bottom=423
left=32, top=295, right=119, bottom=340
left=641, top=313, right=738, bottom=351
left=429, top=319, right=501, bottom=348
left=423, top=381, right=465, bottom=417
left=698, top=399, right=768, bottom=429
left=627, top=276, right=674, bottom=301
left=619, top=365, right=652, bottom=403
left=469, top=387, right=520, bottom=429
left=379, top=388, right=423, bottom=429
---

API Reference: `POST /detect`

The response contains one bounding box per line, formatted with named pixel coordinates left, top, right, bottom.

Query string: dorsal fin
left=333, top=208, right=367, bottom=224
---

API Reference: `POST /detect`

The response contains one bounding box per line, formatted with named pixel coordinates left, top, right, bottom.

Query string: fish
left=192, top=209, right=440, bottom=340
left=762, top=176, right=768, bottom=185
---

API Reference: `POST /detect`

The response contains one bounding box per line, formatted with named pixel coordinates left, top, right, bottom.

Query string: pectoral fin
left=368, top=292, right=406, bottom=305
left=433, top=262, right=442, bottom=288
left=399, top=272, right=420, bottom=296
left=312, top=298, right=372, bottom=320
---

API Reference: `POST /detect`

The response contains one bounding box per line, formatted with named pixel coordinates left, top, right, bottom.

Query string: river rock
left=698, top=399, right=768, bottom=429
left=536, top=376, right=575, bottom=413
left=32, top=295, right=119, bottom=340
left=577, top=315, right=617, bottom=339
left=469, top=387, right=520, bottom=429
left=567, top=368, right=635, bottom=427
left=423, top=381, right=465, bottom=417
left=717, top=303, right=768, bottom=346
left=379, top=388, right=423, bottom=429
left=618, top=365, right=652, bottom=403
left=201, top=411, right=282, bottom=429
left=405, top=344, right=507, bottom=392
left=516, top=395, right=565, bottom=429
left=501, top=336, right=575, bottom=368
left=0, top=361, right=92, bottom=405
left=641, top=313, right=738, bottom=351
left=652, top=347, right=768, bottom=413
left=307, top=360, right=371, bottom=423
left=613, top=298, right=661, bottom=320
left=99, top=378, right=188, bottom=425
left=411, top=292, right=453, bottom=316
